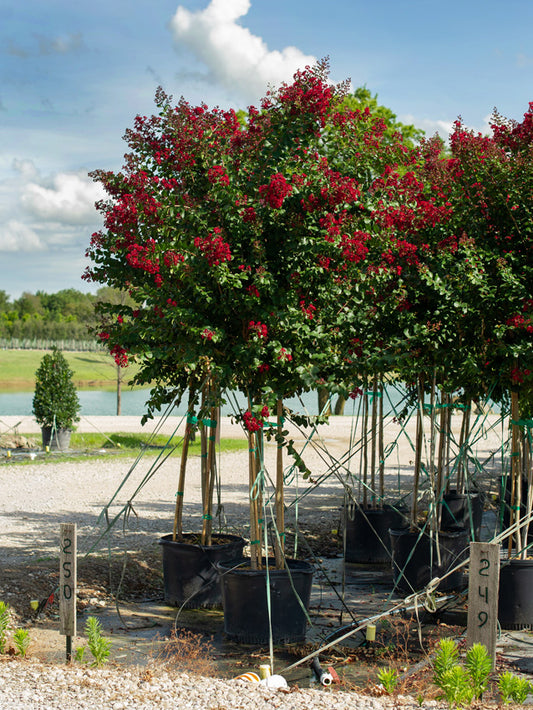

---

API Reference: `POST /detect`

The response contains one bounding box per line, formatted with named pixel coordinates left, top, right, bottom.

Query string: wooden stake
left=59, top=523, right=77, bottom=662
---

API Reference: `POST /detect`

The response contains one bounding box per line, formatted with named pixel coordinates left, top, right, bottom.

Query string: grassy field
left=0, top=349, right=142, bottom=391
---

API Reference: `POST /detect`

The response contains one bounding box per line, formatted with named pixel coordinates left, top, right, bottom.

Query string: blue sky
left=1, top=0, right=532, bottom=300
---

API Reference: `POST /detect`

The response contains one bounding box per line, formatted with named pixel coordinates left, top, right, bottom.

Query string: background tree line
left=0, top=287, right=132, bottom=345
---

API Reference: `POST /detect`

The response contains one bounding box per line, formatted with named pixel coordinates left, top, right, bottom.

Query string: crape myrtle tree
left=85, top=61, right=428, bottom=566
left=443, top=104, right=533, bottom=552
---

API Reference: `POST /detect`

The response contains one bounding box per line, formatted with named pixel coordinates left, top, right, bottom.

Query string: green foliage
left=433, top=638, right=492, bottom=707
left=465, top=643, right=492, bottom=699
left=85, top=616, right=111, bottom=666
left=0, top=601, right=11, bottom=654
left=341, top=87, right=426, bottom=148
left=377, top=666, right=399, bottom=694
left=13, top=628, right=30, bottom=657
left=433, top=637, right=459, bottom=687
left=436, top=665, right=475, bottom=708
left=32, top=347, right=81, bottom=429
left=74, top=645, right=87, bottom=663
left=498, top=671, right=533, bottom=704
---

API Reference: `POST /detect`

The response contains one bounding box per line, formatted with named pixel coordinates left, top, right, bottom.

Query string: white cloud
left=401, top=114, right=455, bottom=140
left=0, top=220, right=44, bottom=252
left=169, top=0, right=316, bottom=101
left=21, top=172, right=106, bottom=225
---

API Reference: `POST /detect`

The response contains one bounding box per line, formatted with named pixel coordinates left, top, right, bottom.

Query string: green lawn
left=0, top=349, right=142, bottom=391
left=5, top=432, right=248, bottom=465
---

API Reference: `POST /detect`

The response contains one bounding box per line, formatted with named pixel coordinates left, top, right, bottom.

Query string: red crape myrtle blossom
left=437, top=105, right=533, bottom=397
left=84, top=60, right=429, bottom=421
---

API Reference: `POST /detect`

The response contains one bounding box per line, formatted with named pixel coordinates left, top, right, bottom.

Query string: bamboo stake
left=362, top=387, right=369, bottom=508
left=202, top=404, right=217, bottom=546
left=274, top=399, right=285, bottom=569
left=436, top=390, right=448, bottom=531
left=428, top=371, right=437, bottom=536
left=248, top=429, right=261, bottom=569
left=411, top=375, right=424, bottom=530
left=370, top=375, right=378, bottom=509
left=509, top=390, right=520, bottom=557
left=520, top=429, right=532, bottom=560
left=378, top=380, right=384, bottom=508
left=173, top=419, right=193, bottom=541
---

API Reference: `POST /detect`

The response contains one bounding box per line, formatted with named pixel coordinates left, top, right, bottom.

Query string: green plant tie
left=186, top=415, right=198, bottom=425
left=512, top=418, right=533, bottom=427
left=176, top=491, right=184, bottom=496
left=202, top=514, right=212, bottom=520
left=202, top=418, right=217, bottom=428
left=250, top=539, right=260, bottom=545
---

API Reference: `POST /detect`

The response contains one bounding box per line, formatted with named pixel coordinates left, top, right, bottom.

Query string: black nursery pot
left=218, top=557, right=314, bottom=644
left=389, top=527, right=469, bottom=595
left=41, top=426, right=72, bottom=450
left=440, top=491, right=483, bottom=541
left=344, top=504, right=408, bottom=564
left=498, top=559, right=533, bottom=630
left=158, top=533, right=245, bottom=608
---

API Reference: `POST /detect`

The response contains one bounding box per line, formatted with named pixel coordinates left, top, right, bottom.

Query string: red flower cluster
left=163, top=251, right=184, bottom=267
left=511, top=366, right=532, bottom=384
left=241, top=206, right=257, bottom=223
left=243, top=410, right=263, bottom=432
left=207, top=165, right=230, bottom=186
left=126, top=241, right=160, bottom=274
left=259, top=173, right=292, bottom=209
left=277, top=66, right=333, bottom=126
left=194, top=227, right=231, bottom=266
left=277, top=347, right=292, bottom=362
left=200, top=328, right=214, bottom=340
left=111, top=344, right=128, bottom=367
left=300, top=300, right=317, bottom=319
left=339, top=231, right=369, bottom=263
left=506, top=313, right=533, bottom=333
left=248, top=320, right=268, bottom=338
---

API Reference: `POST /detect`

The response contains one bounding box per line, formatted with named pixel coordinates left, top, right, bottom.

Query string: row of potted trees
left=84, top=63, right=533, bottom=640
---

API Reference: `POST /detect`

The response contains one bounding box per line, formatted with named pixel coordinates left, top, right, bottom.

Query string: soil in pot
left=440, top=491, right=483, bottom=541
left=498, top=558, right=533, bottom=630
left=41, top=427, right=72, bottom=450
left=389, top=527, right=469, bottom=595
left=217, top=557, right=314, bottom=644
left=344, top=504, right=408, bottom=564
left=159, top=533, right=245, bottom=608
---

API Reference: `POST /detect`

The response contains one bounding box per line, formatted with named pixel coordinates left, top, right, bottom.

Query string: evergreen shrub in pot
left=32, top=348, right=81, bottom=449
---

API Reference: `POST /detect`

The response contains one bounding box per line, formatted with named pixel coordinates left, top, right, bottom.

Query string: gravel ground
left=0, top=658, right=450, bottom=710
left=0, top=414, right=504, bottom=709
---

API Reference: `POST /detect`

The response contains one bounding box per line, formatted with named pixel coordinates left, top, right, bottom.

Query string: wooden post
left=59, top=523, right=77, bottom=661
left=467, top=542, right=500, bottom=667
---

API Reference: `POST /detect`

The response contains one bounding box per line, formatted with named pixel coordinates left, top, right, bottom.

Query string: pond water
left=0, top=386, right=411, bottom=418
left=0, top=384, right=498, bottom=418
